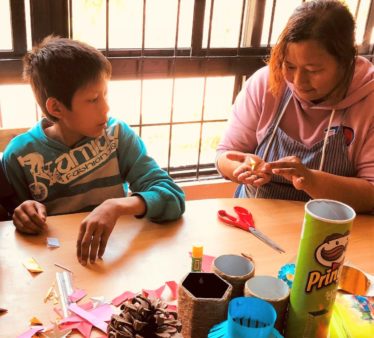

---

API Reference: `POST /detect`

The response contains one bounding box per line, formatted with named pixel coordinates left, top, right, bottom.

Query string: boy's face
left=58, top=75, right=109, bottom=146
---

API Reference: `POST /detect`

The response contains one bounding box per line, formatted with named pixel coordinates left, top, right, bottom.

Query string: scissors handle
left=217, top=210, right=248, bottom=231
left=233, top=206, right=255, bottom=228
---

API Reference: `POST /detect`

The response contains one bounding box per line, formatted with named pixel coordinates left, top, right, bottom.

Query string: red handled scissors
left=217, top=206, right=285, bottom=253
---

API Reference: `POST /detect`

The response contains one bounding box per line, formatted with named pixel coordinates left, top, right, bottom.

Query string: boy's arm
left=117, top=122, right=185, bottom=222
left=2, top=150, right=47, bottom=233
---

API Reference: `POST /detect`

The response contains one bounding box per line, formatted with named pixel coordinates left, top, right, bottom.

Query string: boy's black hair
left=23, top=35, right=112, bottom=121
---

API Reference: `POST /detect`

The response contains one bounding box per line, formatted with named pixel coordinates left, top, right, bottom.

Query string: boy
left=1, top=36, right=185, bottom=265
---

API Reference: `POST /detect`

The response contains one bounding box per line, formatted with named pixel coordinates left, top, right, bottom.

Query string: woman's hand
left=226, top=153, right=272, bottom=187
left=76, top=199, right=119, bottom=266
left=265, top=156, right=313, bottom=190
left=12, top=200, right=47, bottom=234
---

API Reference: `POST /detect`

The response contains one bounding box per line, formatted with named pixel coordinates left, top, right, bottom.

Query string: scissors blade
left=248, top=228, right=285, bottom=253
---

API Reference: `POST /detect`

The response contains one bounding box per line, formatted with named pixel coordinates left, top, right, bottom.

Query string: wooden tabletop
left=0, top=198, right=373, bottom=336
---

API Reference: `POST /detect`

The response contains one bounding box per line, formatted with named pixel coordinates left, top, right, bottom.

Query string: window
left=1, top=0, right=373, bottom=181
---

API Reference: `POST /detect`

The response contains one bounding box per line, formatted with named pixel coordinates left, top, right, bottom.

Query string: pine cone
left=108, top=294, right=182, bottom=338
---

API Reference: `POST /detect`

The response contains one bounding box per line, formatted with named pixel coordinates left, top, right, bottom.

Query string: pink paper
left=68, top=303, right=107, bottom=333
left=111, top=291, right=135, bottom=307
left=17, top=327, right=43, bottom=338
left=54, top=301, right=94, bottom=318
left=167, top=304, right=178, bottom=312
left=165, top=281, right=178, bottom=300
left=59, top=321, right=92, bottom=338
left=68, top=288, right=87, bottom=302
left=142, top=285, right=165, bottom=299
left=202, top=254, right=216, bottom=272
left=90, top=303, right=113, bottom=322
left=60, top=303, right=112, bottom=325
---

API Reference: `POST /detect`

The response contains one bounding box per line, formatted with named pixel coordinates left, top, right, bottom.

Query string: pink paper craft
left=59, top=321, right=92, bottom=338
left=68, top=288, right=87, bottom=302
left=54, top=301, right=94, bottom=318
left=60, top=303, right=112, bottom=325
left=167, top=304, right=178, bottom=312
left=68, top=303, right=108, bottom=333
left=111, top=290, right=136, bottom=307
left=17, top=327, right=44, bottom=338
left=165, top=281, right=178, bottom=300
left=202, top=254, right=216, bottom=272
left=142, top=284, right=165, bottom=299
left=90, top=303, right=113, bottom=322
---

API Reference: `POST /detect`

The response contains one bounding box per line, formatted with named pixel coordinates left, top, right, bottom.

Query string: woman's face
left=282, top=40, right=344, bottom=102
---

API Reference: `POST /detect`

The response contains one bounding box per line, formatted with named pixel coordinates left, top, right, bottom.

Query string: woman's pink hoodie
left=217, top=56, right=374, bottom=185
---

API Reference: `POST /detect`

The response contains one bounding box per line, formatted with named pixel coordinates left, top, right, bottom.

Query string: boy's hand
left=76, top=200, right=119, bottom=265
left=12, top=200, right=47, bottom=235
left=227, top=153, right=272, bottom=187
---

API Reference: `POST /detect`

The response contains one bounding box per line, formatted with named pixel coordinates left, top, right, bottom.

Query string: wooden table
left=0, top=198, right=373, bottom=336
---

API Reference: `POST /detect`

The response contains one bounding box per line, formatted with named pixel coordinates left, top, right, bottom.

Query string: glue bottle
left=191, top=244, right=203, bottom=272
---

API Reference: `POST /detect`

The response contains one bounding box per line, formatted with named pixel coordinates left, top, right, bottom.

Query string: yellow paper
left=23, top=257, right=43, bottom=273
left=30, top=316, right=43, bottom=325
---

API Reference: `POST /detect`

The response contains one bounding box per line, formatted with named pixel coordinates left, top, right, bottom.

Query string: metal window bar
left=138, top=0, right=147, bottom=139
left=105, top=0, right=109, bottom=57
left=354, top=0, right=362, bottom=21
left=68, top=0, right=73, bottom=38
left=166, top=0, right=182, bottom=175
left=267, top=0, right=277, bottom=47
left=10, top=0, right=27, bottom=56
left=195, top=0, right=215, bottom=180
left=362, top=0, right=374, bottom=57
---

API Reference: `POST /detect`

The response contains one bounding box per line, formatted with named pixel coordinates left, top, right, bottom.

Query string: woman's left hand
left=265, top=156, right=313, bottom=190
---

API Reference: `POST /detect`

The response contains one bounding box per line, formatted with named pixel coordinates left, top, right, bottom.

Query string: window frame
left=1, top=0, right=373, bottom=181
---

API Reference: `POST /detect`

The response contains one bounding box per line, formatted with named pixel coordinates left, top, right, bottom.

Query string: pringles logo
left=305, top=231, right=350, bottom=293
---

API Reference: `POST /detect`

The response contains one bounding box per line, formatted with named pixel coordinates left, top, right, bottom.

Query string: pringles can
left=285, top=199, right=356, bottom=338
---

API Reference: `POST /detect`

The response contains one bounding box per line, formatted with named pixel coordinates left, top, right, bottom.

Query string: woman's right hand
left=12, top=200, right=47, bottom=235
left=226, top=152, right=272, bottom=186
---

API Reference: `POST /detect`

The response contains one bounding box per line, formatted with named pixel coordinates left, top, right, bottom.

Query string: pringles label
left=305, top=231, right=350, bottom=293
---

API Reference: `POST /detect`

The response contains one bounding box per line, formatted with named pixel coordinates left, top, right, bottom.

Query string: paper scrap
left=59, top=321, right=92, bottom=338
left=90, top=296, right=107, bottom=307
left=68, top=303, right=108, bottom=333
left=47, top=237, right=60, bottom=248
left=54, top=301, right=94, bottom=318
left=29, top=316, right=43, bottom=326
left=60, top=303, right=112, bottom=325
left=167, top=304, right=177, bottom=311
left=17, top=327, right=43, bottom=338
left=166, top=281, right=178, bottom=300
left=111, top=291, right=135, bottom=307
left=23, top=257, right=43, bottom=273
left=44, top=285, right=59, bottom=304
left=68, top=288, right=86, bottom=303
left=143, top=285, right=165, bottom=299
left=41, top=325, right=72, bottom=338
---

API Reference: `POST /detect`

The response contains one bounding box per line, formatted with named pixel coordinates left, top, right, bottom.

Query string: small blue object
left=277, top=263, right=295, bottom=288
left=47, top=237, right=60, bottom=248
left=208, top=297, right=283, bottom=338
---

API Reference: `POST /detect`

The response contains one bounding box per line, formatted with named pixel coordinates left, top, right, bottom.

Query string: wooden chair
left=0, top=128, right=26, bottom=220
left=0, top=155, right=18, bottom=220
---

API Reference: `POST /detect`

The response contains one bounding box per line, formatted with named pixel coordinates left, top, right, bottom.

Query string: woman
left=216, top=0, right=374, bottom=213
